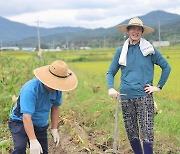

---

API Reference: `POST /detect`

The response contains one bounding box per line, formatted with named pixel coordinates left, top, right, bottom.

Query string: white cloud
left=0, top=0, right=120, bottom=16
left=7, top=9, right=77, bottom=27
left=75, top=9, right=106, bottom=21
left=1, top=0, right=180, bottom=29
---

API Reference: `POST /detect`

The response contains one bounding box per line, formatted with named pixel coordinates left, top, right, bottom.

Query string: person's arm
left=144, top=48, right=171, bottom=94
left=50, top=106, right=60, bottom=146
left=23, top=114, right=36, bottom=139
left=51, top=106, right=60, bottom=129
left=107, top=47, right=121, bottom=97
left=106, top=47, right=121, bottom=89
left=23, top=114, right=43, bottom=153
left=152, top=48, right=171, bottom=89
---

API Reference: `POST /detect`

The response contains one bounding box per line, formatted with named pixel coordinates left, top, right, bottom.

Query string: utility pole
left=35, top=20, right=42, bottom=61
left=158, top=21, right=161, bottom=47
left=66, top=36, right=69, bottom=50
left=103, top=36, right=106, bottom=49
left=0, top=39, right=2, bottom=52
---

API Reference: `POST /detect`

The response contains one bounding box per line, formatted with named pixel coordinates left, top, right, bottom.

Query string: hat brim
left=117, top=24, right=154, bottom=35
left=34, top=65, right=78, bottom=91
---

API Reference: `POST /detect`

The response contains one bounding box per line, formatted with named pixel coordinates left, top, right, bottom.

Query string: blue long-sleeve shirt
left=107, top=42, right=171, bottom=99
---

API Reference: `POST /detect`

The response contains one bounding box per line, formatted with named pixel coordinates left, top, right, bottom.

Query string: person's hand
left=30, top=139, right=43, bottom=154
left=144, top=84, right=161, bottom=94
left=108, top=88, right=119, bottom=98
left=51, top=129, right=60, bottom=146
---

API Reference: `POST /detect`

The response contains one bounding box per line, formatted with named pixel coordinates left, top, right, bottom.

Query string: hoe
left=106, top=94, right=126, bottom=154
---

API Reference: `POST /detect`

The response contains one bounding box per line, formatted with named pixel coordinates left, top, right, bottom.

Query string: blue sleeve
left=54, top=91, right=62, bottom=106
left=106, top=47, right=121, bottom=89
left=20, top=88, right=37, bottom=115
left=152, top=48, right=171, bottom=89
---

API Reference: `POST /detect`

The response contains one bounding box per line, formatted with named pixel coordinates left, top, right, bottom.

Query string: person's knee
left=14, top=142, right=27, bottom=153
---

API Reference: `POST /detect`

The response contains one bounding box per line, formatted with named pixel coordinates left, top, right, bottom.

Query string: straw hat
left=34, top=60, right=78, bottom=91
left=117, top=17, right=154, bottom=35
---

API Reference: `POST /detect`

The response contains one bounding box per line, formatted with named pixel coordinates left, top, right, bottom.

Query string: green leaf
left=0, top=140, right=9, bottom=147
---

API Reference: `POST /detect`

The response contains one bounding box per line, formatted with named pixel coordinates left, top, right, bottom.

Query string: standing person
left=9, top=60, right=78, bottom=154
left=107, top=17, right=171, bottom=154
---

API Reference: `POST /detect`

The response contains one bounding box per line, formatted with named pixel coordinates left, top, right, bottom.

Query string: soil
left=48, top=119, right=133, bottom=154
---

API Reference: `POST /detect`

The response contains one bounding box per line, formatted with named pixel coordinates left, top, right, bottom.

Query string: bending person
left=9, top=60, right=78, bottom=154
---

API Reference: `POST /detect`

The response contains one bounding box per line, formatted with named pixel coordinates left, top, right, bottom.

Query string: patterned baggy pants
left=121, top=94, right=154, bottom=143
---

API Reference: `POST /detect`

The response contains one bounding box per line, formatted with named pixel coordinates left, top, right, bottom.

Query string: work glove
left=144, top=84, right=161, bottom=94
left=30, top=139, right=43, bottom=154
left=51, top=129, right=60, bottom=146
left=108, top=88, right=119, bottom=98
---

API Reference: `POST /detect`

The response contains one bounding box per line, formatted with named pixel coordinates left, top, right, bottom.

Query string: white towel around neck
left=118, top=38, right=155, bottom=66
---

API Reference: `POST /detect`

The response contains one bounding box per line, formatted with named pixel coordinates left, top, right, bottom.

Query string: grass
left=0, top=46, right=179, bottom=153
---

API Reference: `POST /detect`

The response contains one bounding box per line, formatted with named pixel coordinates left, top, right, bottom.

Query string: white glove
left=51, top=129, right=60, bottom=146
left=30, top=139, right=43, bottom=154
left=108, top=88, right=119, bottom=98
left=144, top=84, right=161, bottom=94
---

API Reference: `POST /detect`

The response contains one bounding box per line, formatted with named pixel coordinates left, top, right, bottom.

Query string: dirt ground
left=48, top=120, right=133, bottom=154
left=48, top=119, right=180, bottom=154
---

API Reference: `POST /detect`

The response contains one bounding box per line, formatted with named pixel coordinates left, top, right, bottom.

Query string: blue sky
left=1, top=0, right=180, bottom=29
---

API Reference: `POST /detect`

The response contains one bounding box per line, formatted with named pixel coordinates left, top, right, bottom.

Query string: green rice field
left=0, top=46, right=179, bottom=153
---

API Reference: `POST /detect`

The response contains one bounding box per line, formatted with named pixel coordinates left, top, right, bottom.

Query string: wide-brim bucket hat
left=117, top=17, right=154, bottom=35
left=34, top=60, right=78, bottom=91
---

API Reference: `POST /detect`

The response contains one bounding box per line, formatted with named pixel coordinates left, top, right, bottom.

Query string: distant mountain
left=104, top=10, right=180, bottom=46
left=0, top=17, right=87, bottom=43
left=0, top=10, right=180, bottom=47
left=119, top=10, right=180, bottom=26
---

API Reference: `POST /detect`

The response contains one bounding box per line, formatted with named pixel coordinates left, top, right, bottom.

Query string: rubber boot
left=130, top=138, right=143, bottom=154
left=143, top=142, right=153, bottom=154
